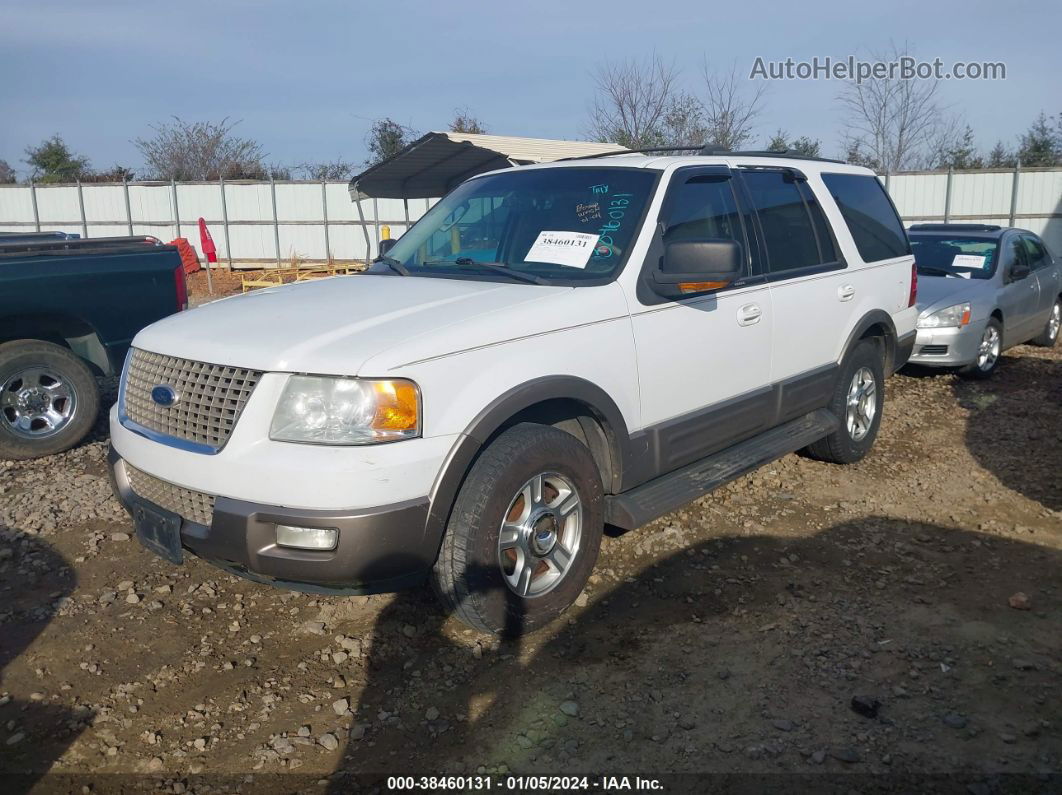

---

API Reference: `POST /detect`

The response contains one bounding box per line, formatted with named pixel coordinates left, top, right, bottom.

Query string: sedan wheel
left=976, top=324, right=1001, bottom=372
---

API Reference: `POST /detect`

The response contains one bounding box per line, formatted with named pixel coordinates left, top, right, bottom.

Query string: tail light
left=908, top=262, right=918, bottom=307
left=174, top=265, right=188, bottom=312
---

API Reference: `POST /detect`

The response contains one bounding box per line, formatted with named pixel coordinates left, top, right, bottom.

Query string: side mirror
left=378, top=238, right=397, bottom=256
left=650, top=239, right=743, bottom=298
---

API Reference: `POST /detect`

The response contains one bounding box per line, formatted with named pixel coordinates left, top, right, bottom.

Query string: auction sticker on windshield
left=526, top=231, right=600, bottom=268
left=952, top=254, right=988, bottom=270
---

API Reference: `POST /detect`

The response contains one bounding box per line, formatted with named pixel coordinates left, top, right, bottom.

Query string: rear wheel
left=0, top=340, right=100, bottom=460
left=431, top=423, right=604, bottom=635
left=1031, top=299, right=1060, bottom=347
left=960, top=319, right=1003, bottom=379
left=803, top=339, right=885, bottom=464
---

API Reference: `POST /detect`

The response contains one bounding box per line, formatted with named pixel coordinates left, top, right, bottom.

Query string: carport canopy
left=348, top=132, right=627, bottom=200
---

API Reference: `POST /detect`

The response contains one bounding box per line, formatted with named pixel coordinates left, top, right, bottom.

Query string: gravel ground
left=1, top=345, right=1059, bottom=793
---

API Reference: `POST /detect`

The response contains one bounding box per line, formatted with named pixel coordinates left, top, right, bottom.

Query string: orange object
left=169, top=237, right=201, bottom=274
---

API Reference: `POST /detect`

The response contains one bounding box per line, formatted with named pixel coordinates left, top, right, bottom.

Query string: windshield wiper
left=372, top=255, right=410, bottom=276
left=917, top=265, right=960, bottom=277
left=438, top=258, right=548, bottom=285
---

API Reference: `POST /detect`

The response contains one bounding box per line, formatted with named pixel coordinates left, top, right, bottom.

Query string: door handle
left=737, top=303, right=762, bottom=326
left=838, top=284, right=856, bottom=302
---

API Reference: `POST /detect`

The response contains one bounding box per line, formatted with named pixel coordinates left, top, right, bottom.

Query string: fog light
left=276, top=525, right=339, bottom=550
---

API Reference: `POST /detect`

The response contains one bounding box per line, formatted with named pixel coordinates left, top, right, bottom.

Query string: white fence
left=884, top=167, right=1062, bottom=253
left=1, top=167, right=1060, bottom=266
left=0, top=180, right=434, bottom=265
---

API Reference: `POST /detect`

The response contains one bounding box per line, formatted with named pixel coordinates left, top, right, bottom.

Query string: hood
left=916, top=274, right=993, bottom=314
left=133, top=274, right=619, bottom=375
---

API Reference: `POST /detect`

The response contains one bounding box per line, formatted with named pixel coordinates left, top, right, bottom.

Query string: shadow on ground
left=0, top=532, right=90, bottom=792
left=952, top=352, right=1062, bottom=511
left=330, top=517, right=1060, bottom=791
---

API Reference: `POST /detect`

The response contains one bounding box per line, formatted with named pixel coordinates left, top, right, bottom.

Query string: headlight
left=917, top=302, right=972, bottom=329
left=270, top=376, right=420, bottom=445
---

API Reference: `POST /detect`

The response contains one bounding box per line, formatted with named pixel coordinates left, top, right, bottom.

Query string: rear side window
left=821, top=173, right=910, bottom=262
left=741, top=170, right=835, bottom=274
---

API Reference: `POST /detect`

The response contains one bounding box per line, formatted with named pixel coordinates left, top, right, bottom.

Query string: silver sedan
left=906, top=224, right=1061, bottom=378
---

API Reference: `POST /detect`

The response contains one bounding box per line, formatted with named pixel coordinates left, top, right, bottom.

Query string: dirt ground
left=1, top=343, right=1059, bottom=793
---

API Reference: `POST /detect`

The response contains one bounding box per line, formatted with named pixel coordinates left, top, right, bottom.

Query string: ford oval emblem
left=151, top=385, right=179, bottom=407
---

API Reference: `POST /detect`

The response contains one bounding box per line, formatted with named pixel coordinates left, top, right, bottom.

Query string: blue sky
left=1, top=0, right=1058, bottom=178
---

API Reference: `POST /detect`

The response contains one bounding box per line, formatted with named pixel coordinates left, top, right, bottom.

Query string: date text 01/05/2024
left=386, top=775, right=665, bottom=791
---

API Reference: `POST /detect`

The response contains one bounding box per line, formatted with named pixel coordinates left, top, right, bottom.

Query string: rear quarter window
left=821, top=173, right=910, bottom=263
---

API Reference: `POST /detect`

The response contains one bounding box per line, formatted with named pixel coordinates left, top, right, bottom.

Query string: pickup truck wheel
left=431, top=423, right=604, bottom=636
left=0, top=340, right=100, bottom=460
left=802, top=339, right=884, bottom=465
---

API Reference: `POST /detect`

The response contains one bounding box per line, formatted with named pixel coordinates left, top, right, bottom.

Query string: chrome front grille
left=125, top=464, right=215, bottom=526
left=122, top=349, right=263, bottom=452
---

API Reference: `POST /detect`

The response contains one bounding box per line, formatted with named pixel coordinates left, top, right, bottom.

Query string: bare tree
left=0, top=159, right=15, bottom=184
left=449, top=108, right=487, bottom=135
left=134, top=117, right=266, bottom=180
left=294, top=159, right=358, bottom=180
left=365, top=118, right=417, bottom=166
left=837, top=44, right=944, bottom=173
left=700, top=61, right=767, bottom=150
left=587, top=54, right=679, bottom=148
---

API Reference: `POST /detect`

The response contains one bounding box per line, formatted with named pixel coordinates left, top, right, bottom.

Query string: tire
left=0, top=340, right=100, bottom=460
left=1030, top=299, right=1061, bottom=347
left=803, top=339, right=885, bottom=465
left=431, top=423, right=604, bottom=636
left=959, top=318, right=1003, bottom=380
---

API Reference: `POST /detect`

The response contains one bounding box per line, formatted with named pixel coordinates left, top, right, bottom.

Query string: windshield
left=380, top=167, right=657, bottom=284
left=909, top=235, right=998, bottom=280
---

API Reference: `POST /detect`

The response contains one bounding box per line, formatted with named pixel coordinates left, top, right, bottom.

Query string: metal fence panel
left=1, top=172, right=1057, bottom=264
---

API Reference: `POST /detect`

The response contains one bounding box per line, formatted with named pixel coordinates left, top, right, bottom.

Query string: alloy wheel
left=1, top=367, right=78, bottom=439
left=498, top=472, right=583, bottom=598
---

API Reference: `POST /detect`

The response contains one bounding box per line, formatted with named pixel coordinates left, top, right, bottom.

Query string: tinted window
left=662, top=173, right=743, bottom=243
left=822, top=173, right=910, bottom=262
left=741, top=170, right=824, bottom=273
left=1002, top=236, right=1030, bottom=279
left=798, top=182, right=838, bottom=264
left=1022, top=235, right=1050, bottom=270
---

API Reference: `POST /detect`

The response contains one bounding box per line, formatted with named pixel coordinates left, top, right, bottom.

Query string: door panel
left=999, top=235, right=1041, bottom=343
left=631, top=167, right=774, bottom=470
left=632, top=286, right=775, bottom=470
left=1023, top=235, right=1059, bottom=320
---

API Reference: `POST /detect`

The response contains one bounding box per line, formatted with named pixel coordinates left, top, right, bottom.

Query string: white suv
left=108, top=150, right=917, bottom=634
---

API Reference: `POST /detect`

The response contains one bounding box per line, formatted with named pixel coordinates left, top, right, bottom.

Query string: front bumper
left=108, top=446, right=440, bottom=594
left=907, top=321, right=986, bottom=367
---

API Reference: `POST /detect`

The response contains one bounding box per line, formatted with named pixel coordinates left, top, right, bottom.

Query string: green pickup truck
left=0, top=234, right=187, bottom=459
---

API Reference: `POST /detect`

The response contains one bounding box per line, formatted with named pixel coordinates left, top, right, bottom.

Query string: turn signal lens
left=372, top=380, right=420, bottom=432
left=677, top=281, right=729, bottom=293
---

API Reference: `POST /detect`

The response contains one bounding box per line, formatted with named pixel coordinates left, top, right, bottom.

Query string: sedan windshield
left=909, top=235, right=998, bottom=280
left=378, top=167, right=657, bottom=284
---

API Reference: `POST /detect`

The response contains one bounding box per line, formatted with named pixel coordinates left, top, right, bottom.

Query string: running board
left=605, top=408, right=839, bottom=530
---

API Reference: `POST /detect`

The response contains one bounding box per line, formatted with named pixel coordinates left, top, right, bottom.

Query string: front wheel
left=960, top=318, right=1003, bottom=379
left=1030, top=299, right=1060, bottom=347
left=431, top=423, right=604, bottom=635
left=803, top=339, right=885, bottom=465
left=0, top=340, right=100, bottom=460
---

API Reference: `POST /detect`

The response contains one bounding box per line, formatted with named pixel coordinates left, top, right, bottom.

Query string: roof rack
left=908, top=223, right=1003, bottom=232
left=560, top=145, right=845, bottom=164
